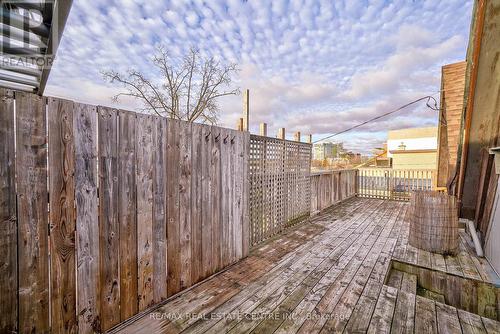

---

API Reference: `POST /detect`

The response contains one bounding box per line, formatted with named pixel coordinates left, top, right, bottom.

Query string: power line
left=312, top=94, right=440, bottom=144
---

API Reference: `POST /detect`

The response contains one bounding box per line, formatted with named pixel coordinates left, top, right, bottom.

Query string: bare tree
left=102, top=46, right=239, bottom=124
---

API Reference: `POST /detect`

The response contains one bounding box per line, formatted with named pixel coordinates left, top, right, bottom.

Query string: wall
left=391, top=151, right=437, bottom=170
left=485, top=177, right=500, bottom=275
left=0, top=90, right=249, bottom=333
left=386, top=127, right=438, bottom=158
left=460, top=0, right=500, bottom=219
left=436, top=61, right=467, bottom=188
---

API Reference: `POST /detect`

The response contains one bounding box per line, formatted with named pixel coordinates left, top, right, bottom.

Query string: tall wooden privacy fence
left=0, top=90, right=249, bottom=333
left=249, top=135, right=312, bottom=246
left=310, top=169, right=358, bottom=213
left=357, top=168, right=435, bottom=201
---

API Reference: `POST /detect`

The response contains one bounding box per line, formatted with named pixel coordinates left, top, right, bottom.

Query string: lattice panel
left=249, top=135, right=312, bottom=246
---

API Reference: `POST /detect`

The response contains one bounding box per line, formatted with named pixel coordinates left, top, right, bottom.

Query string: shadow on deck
left=110, top=198, right=500, bottom=334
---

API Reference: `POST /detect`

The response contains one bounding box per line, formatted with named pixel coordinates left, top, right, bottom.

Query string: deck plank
left=110, top=198, right=500, bottom=334
left=390, top=290, right=415, bottom=334
left=319, top=203, right=405, bottom=333
left=227, top=201, right=389, bottom=333
left=296, top=201, right=393, bottom=333
left=415, top=295, right=438, bottom=334
left=343, top=238, right=398, bottom=333
left=482, top=317, right=500, bottom=334
left=134, top=197, right=369, bottom=334
left=458, top=309, right=487, bottom=334
left=435, top=302, right=462, bottom=334
left=367, top=285, right=398, bottom=333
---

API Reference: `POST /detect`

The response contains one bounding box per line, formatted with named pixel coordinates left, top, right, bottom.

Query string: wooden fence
left=0, top=90, right=249, bottom=333
left=357, top=168, right=435, bottom=201
left=310, top=169, right=358, bottom=213
left=249, top=135, right=311, bottom=246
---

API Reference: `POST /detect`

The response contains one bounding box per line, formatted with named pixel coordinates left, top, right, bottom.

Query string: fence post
left=0, top=89, right=17, bottom=333
left=277, top=128, right=285, bottom=140
left=259, top=123, right=267, bottom=136
left=243, top=89, right=249, bottom=131
left=236, top=117, right=244, bottom=131
left=294, top=131, right=301, bottom=142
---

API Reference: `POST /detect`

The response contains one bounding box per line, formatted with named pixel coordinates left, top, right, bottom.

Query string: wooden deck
left=111, top=198, right=500, bottom=334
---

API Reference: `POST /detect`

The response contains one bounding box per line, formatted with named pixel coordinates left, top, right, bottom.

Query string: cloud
left=341, top=29, right=464, bottom=101
left=46, top=0, right=473, bottom=152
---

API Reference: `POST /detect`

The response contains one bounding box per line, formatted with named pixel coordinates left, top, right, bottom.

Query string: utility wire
left=312, top=94, right=440, bottom=144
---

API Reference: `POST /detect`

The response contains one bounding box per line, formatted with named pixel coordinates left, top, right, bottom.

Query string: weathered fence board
left=221, top=127, right=231, bottom=267
left=179, top=121, right=192, bottom=290
left=310, top=169, right=358, bottom=213
left=152, top=116, right=168, bottom=303
left=74, top=103, right=100, bottom=334
left=48, top=97, right=77, bottom=334
left=242, top=131, right=250, bottom=256
left=211, top=126, right=222, bottom=270
left=98, top=107, right=120, bottom=329
left=0, top=89, right=17, bottom=333
left=2, top=91, right=250, bottom=332
left=191, top=122, right=203, bottom=284
left=201, top=125, right=213, bottom=277
left=117, top=110, right=138, bottom=320
left=16, top=92, right=50, bottom=333
left=136, top=114, right=154, bottom=311
left=249, top=135, right=312, bottom=246
left=167, top=118, right=181, bottom=296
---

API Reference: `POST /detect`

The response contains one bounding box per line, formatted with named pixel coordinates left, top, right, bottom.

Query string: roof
left=0, top=0, right=73, bottom=94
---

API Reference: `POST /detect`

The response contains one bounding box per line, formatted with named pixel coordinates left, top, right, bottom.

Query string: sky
left=45, top=0, right=474, bottom=154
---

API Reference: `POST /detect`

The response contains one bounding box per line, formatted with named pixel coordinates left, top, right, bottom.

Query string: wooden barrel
left=408, top=190, right=458, bottom=255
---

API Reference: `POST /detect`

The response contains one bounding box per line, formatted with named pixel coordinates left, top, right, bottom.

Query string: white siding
left=387, top=137, right=437, bottom=157
left=485, top=177, right=500, bottom=276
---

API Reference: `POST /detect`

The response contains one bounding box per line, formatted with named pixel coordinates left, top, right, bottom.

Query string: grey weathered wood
left=221, top=127, right=231, bottom=267
left=211, top=126, right=222, bottom=270
left=458, top=309, right=487, bottom=334
left=167, top=119, right=181, bottom=295
left=391, top=290, right=416, bottom=334
left=367, top=285, right=398, bottom=333
left=136, top=114, right=154, bottom=310
left=242, top=130, right=250, bottom=256
left=16, top=92, right=49, bottom=333
left=481, top=316, right=500, bottom=334
left=48, top=97, right=77, bottom=333
left=310, top=170, right=357, bottom=213
left=179, top=121, right=192, bottom=289
left=117, top=110, right=138, bottom=320
left=191, top=122, right=203, bottom=284
left=0, top=89, right=17, bottom=333
left=0, top=90, right=253, bottom=333
left=74, top=103, right=100, bottom=333
left=249, top=135, right=312, bottom=246
left=436, top=302, right=462, bottom=334
left=201, top=124, right=213, bottom=277
left=409, top=191, right=458, bottom=254
left=415, top=295, right=438, bottom=334
left=98, top=106, right=121, bottom=330
left=153, top=116, right=168, bottom=303
left=400, top=272, right=417, bottom=293
left=233, top=129, right=244, bottom=260
left=242, top=89, right=249, bottom=131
